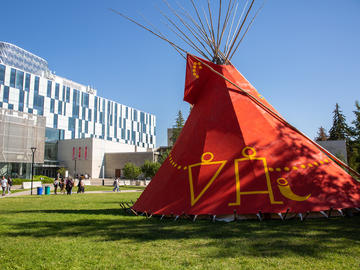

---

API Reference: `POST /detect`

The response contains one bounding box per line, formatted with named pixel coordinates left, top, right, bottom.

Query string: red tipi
left=133, top=54, right=360, bottom=217
left=112, top=1, right=360, bottom=219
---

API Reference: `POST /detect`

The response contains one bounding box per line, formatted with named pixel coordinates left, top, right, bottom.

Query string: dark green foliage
left=328, top=103, right=350, bottom=140
left=11, top=175, right=54, bottom=185
left=57, top=167, right=67, bottom=177
left=158, top=148, right=171, bottom=164
left=315, top=127, right=328, bottom=141
left=123, top=162, right=141, bottom=180
left=348, top=101, right=360, bottom=173
left=141, top=160, right=161, bottom=178
left=170, top=110, right=185, bottom=146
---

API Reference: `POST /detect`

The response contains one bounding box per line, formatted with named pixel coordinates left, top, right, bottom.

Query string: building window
left=33, top=94, right=44, bottom=115
left=34, top=77, right=39, bottom=94
left=62, top=86, right=65, bottom=101
left=47, top=80, right=52, bottom=97
left=82, top=92, right=89, bottom=108
left=25, top=74, right=31, bottom=91
left=58, top=101, right=62, bottom=115
left=10, top=68, right=16, bottom=87
left=15, top=70, right=24, bottom=90
left=3, top=86, right=9, bottom=103
left=85, top=146, right=87, bottom=160
left=79, top=147, right=81, bottom=159
left=66, top=87, right=70, bottom=102
left=53, top=114, right=58, bottom=128
left=55, top=83, right=59, bottom=99
left=0, top=64, right=5, bottom=84
left=18, top=90, right=24, bottom=112
left=50, top=99, right=55, bottom=113
left=88, top=109, right=92, bottom=121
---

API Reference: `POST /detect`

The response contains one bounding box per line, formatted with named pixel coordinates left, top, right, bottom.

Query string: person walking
left=1, top=176, right=8, bottom=196
left=65, top=177, right=73, bottom=195
left=53, top=178, right=59, bottom=195
left=7, top=176, right=12, bottom=194
left=113, top=178, right=119, bottom=192
left=60, top=178, right=65, bottom=194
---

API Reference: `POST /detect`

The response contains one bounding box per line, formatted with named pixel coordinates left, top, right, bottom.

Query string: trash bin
left=37, top=186, right=43, bottom=195
left=45, top=186, right=51, bottom=195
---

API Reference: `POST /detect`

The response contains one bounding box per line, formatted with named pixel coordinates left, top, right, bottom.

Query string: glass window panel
left=15, top=70, right=24, bottom=90
left=0, top=64, right=5, bottom=84
left=25, top=74, right=30, bottom=91
left=34, top=77, right=39, bottom=94
left=66, top=87, right=70, bottom=102
left=47, top=81, right=52, bottom=97
left=3, top=86, right=9, bottom=103
left=58, top=101, right=63, bottom=115
left=55, top=83, right=59, bottom=99
left=10, top=68, right=16, bottom=87
left=50, top=99, right=55, bottom=113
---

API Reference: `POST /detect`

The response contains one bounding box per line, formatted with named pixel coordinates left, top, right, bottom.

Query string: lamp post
left=30, top=147, right=37, bottom=195
left=74, top=157, right=77, bottom=178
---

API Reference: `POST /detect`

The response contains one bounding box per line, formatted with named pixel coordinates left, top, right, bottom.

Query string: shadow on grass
left=6, top=208, right=360, bottom=259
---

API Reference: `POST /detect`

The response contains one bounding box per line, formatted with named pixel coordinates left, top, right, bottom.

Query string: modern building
left=0, top=41, right=156, bottom=178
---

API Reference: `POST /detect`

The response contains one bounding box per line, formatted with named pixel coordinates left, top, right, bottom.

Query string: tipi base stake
left=233, top=210, right=237, bottom=221
left=193, top=215, right=198, bottom=222
left=130, top=208, right=138, bottom=216
left=298, top=213, right=303, bottom=221
left=355, top=207, right=360, bottom=212
left=149, top=213, right=153, bottom=218
left=212, top=215, right=216, bottom=223
left=174, top=215, right=179, bottom=221
left=283, top=209, right=290, bottom=220
left=320, top=211, right=328, bottom=218
left=160, top=214, right=165, bottom=220
left=277, top=213, right=283, bottom=220
left=337, top=209, right=344, bottom=217
left=256, top=211, right=263, bottom=222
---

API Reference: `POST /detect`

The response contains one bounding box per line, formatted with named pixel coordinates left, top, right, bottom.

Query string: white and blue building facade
left=0, top=42, right=156, bottom=178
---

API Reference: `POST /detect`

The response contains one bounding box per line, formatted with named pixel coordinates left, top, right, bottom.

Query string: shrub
left=123, top=163, right=141, bottom=180
left=11, top=175, right=54, bottom=185
left=141, top=160, right=161, bottom=179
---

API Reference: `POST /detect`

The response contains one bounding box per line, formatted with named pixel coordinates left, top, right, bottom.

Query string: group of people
left=53, top=176, right=86, bottom=195
left=1, top=176, right=13, bottom=196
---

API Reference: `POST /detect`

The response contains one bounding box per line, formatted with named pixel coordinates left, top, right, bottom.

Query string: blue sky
left=1, top=0, right=359, bottom=146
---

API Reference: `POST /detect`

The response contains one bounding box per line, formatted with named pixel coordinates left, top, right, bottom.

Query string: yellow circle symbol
left=242, top=147, right=257, bottom=158
left=201, top=152, right=214, bottom=163
left=277, top=178, right=288, bottom=186
left=192, top=62, right=202, bottom=79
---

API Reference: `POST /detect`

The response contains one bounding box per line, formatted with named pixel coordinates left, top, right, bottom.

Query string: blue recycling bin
left=37, top=186, right=43, bottom=195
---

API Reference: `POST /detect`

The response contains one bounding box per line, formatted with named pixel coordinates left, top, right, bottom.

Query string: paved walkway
left=0, top=188, right=142, bottom=198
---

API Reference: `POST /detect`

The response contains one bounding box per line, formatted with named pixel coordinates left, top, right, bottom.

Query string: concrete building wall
left=104, top=152, right=155, bottom=178
left=58, top=138, right=149, bottom=178
left=316, top=140, right=347, bottom=163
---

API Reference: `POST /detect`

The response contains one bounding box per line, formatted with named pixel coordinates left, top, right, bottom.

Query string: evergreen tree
left=170, top=110, right=185, bottom=146
left=328, top=103, right=349, bottom=140
left=350, top=100, right=360, bottom=141
left=315, top=126, right=328, bottom=141
left=348, top=101, right=360, bottom=173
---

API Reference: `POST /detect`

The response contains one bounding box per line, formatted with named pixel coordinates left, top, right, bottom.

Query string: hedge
left=11, top=175, right=54, bottom=185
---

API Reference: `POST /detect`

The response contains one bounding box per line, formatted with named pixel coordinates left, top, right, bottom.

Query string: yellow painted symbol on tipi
left=188, top=152, right=227, bottom=206
left=229, top=147, right=283, bottom=206
left=277, top=178, right=311, bottom=201
left=192, top=62, right=202, bottom=79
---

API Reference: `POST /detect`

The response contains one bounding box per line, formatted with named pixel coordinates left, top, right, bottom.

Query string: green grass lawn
left=84, top=185, right=146, bottom=192
left=0, top=193, right=359, bottom=270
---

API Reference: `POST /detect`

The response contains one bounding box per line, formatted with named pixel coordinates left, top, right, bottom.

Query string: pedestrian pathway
left=0, top=189, right=142, bottom=198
